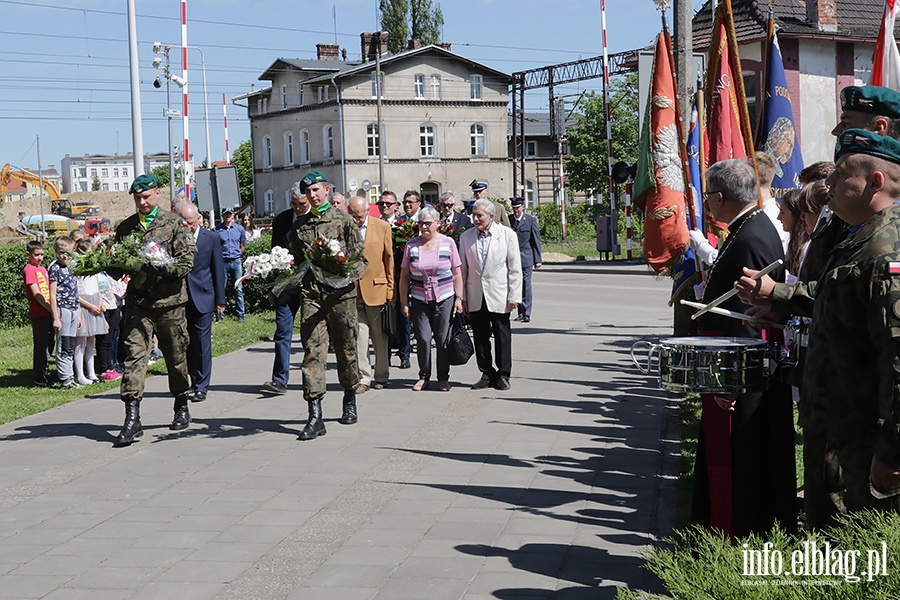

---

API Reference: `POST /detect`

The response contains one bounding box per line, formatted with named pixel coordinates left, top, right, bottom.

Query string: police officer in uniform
left=114, top=174, right=195, bottom=446
left=289, top=171, right=366, bottom=440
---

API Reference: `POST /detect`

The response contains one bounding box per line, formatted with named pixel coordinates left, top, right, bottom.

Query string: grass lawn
left=0, top=312, right=278, bottom=425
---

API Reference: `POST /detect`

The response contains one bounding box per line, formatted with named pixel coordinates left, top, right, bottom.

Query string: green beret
left=834, top=128, right=900, bottom=165
left=128, top=174, right=159, bottom=194
left=299, top=170, right=328, bottom=193
left=840, top=85, right=900, bottom=118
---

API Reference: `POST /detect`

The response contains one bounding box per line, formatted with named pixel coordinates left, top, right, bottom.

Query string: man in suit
left=469, top=179, right=511, bottom=227
left=437, top=191, right=471, bottom=241
left=378, top=190, right=401, bottom=224
left=510, top=197, right=542, bottom=323
left=459, top=199, right=522, bottom=391
left=178, top=203, right=225, bottom=403
left=261, top=182, right=310, bottom=395
left=348, top=196, right=394, bottom=392
left=690, top=158, right=794, bottom=539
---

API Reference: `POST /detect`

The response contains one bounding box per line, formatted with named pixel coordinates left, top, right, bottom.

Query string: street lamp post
left=153, top=43, right=187, bottom=209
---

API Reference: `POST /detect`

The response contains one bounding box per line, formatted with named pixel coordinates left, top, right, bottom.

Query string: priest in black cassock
left=691, top=158, right=796, bottom=538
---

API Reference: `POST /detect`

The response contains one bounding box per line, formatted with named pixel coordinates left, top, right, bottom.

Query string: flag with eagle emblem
left=634, top=30, right=690, bottom=273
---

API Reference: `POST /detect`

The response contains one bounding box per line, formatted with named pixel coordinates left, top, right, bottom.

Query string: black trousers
left=469, top=302, right=512, bottom=380
left=30, top=315, right=54, bottom=385
left=96, top=307, right=121, bottom=374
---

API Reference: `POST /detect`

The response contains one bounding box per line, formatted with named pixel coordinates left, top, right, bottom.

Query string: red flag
left=633, top=31, right=690, bottom=273
left=871, top=0, right=900, bottom=89
left=705, top=0, right=754, bottom=164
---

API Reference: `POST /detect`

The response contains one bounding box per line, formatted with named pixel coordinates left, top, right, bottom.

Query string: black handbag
left=447, top=314, right=474, bottom=366
left=381, top=302, right=398, bottom=336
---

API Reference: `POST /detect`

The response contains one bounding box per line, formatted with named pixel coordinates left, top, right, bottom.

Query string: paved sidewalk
left=0, top=264, right=678, bottom=599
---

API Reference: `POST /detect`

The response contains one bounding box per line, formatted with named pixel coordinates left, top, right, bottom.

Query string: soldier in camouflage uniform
left=288, top=171, right=366, bottom=440
left=114, top=174, right=196, bottom=446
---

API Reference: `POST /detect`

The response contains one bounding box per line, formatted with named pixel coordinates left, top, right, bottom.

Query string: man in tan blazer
left=459, top=199, right=522, bottom=391
left=348, top=196, right=394, bottom=392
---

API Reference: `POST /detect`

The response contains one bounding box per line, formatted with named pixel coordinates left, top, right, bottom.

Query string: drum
left=631, top=336, right=770, bottom=394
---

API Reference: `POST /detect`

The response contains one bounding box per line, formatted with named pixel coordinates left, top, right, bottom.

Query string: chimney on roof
left=317, top=43, right=340, bottom=61
left=341, top=48, right=348, bottom=61
left=360, top=32, right=389, bottom=61
left=438, top=42, right=452, bottom=52
left=407, top=38, right=421, bottom=50
left=807, top=0, right=838, bottom=32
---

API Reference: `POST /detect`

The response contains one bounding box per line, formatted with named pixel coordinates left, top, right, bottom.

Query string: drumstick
left=690, top=259, right=783, bottom=320
left=680, top=299, right=785, bottom=329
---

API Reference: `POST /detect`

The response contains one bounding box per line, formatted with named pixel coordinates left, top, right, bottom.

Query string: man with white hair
left=459, top=198, right=521, bottom=391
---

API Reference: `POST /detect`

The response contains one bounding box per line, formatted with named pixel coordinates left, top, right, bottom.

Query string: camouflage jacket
left=288, top=206, right=365, bottom=301
left=803, top=204, right=900, bottom=468
left=115, top=209, right=195, bottom=308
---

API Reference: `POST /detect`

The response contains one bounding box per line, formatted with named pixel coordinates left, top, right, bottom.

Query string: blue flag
left=671, top=97, right=704, bottom=302
left=759, top=31, right=804, bottom=197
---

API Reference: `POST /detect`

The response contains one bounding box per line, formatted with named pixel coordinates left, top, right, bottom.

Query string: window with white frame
left=263, top=135, right=272, bottom=168
left=525, top=179, right=536, bottom=205
left=257, top=98, right=262, bottom=114
left=323, top=125, right=334, bottom=159
left=281, top=85, right=288, bottom=108
left=430, top=74, right=441, bottom=100
left=470, top=124, right=486, bottom=156
left=90, top=168, right=97, bottom=177
left=370, top=72, right=384, bottom=98
left=470, top=74, right=483, bottom=100
left=114, top=183, right=120, bottom=191
left=264, top=189, right=274, bottom=214
left=419, top=124, right=436, bottom=157
left=283, top=131, right=294, bottom=165
left=102, top=183, right=109, bottom=191
left=367, top=123, right=380, bottom=157
left=300, top=129, right=310, bottom=164
left=101, top=168, right=108, bottom=177
left=414, top=74, right=425, bottom=99
left=113, top=167, right=119, bottom=177
left=298, top=82, right=304, bottom=106
left=525, top=141, right=538, bottom=157
left=262, top=97, right=268, bottom=112
left=78, top=167, right=86, bottom=178
left=123, top=167, right=128, bottom=178
left=318, top=86, right=330, bottom=103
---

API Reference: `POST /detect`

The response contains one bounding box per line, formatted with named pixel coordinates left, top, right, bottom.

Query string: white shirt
left=762, top=196, right=790, bottom=255
left=358, top=215, right=368, bottom=241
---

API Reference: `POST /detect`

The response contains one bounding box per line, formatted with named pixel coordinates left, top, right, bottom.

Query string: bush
left=0, top=243, right=32, bottom=329
left=637, top=511, right=900, bottom=599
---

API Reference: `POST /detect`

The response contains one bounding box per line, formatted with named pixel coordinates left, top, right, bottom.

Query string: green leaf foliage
left=0, top=243, right=32, bottom=329
left=379, top=0, right=443, bottom=53
left=231, top=140, right=254, bottom=205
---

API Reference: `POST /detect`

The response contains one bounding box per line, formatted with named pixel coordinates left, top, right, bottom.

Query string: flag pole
left=755, top=12, right=775, bottom=149
left=696, top=82, right=708, bottom=281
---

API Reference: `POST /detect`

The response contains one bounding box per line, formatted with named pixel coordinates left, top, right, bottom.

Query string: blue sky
left=1, top=0, right=687, bottom=173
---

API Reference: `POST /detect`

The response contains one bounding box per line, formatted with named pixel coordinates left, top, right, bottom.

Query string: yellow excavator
left=0, top=163, right=64, bottom=204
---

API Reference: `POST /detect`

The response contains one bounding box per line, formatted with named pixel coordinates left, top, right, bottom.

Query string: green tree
left=149, top=164, right=183, bottom=190
left=564, top=73, right=640, bottom=209
left=231, top=139, right=254, bottom=204
left=379, top=0, right=443, bottom=53
left=91, top=175, right=101, bottom=191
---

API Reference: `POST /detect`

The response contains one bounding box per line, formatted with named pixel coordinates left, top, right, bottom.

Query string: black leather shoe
left=170, top=404, right=191, bottom=431
left=262, top=380, right=287, bottom=394
left=298, top=397, right=327, bottom=440
left=472, top=375, right=493, bottom=390
left=399, top=358, right=411, bottom=369
left=522, top=316, right=531, bottom=323
left=514, top=315, right=524, bottom=322
left=115, top=400, right=143, bottom=446
left=190, top=391, right=207, bottom=403
left=494, top=376, right=511, bottom=391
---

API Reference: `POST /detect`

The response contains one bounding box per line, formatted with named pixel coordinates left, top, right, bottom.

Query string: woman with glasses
left=399, top=206, right=464, bottom=391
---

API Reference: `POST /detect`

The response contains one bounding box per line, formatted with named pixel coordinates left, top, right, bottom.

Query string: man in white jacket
left=459, top=199, right=522, bottom=391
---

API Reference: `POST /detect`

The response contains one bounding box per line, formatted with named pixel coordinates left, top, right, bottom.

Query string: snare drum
left=631, top=336, right=770, bottom=394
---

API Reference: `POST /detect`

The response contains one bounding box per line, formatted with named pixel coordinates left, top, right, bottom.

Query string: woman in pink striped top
left=399, top=207, right=464, bottom=391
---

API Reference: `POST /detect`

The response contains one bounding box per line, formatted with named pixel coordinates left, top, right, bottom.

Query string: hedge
left=0, top=243, right=32, bottom=329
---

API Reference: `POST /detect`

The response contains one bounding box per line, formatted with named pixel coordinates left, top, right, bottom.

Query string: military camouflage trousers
left=120, top=303, right=192, bottom=404
left=299, top=294, right=359, bottom=401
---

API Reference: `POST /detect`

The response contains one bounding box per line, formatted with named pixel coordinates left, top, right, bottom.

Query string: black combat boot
left=115, top=400, right=143, bottom=446
left=170, top=396, right=191, bottom=431
left=298, top=397, right=326, bottom=440
left=338, top=389, right=358, bottom=425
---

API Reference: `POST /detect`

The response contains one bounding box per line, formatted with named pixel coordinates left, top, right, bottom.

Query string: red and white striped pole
left=625, top=181, right=633, bottom=260
left=601, top=0, right=616, bottom=255
left=180, top=0, right=190, bottom=201
left=223, top=93, right=230, bottom=164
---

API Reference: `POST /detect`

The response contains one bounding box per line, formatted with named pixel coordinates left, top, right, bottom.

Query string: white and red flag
left=871, top=0, right=900, bottom=89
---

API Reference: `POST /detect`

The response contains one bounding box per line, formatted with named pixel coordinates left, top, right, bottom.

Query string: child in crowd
left=96, top=271, right=126, bottom=381
left=74, top=239, right=108, bottom=385
left=48, top=236, right=79, bottom=388
left=23, top=240, right=54, bottom=387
